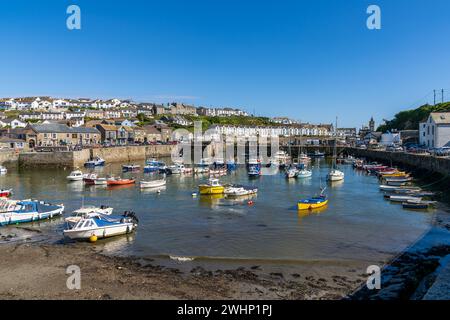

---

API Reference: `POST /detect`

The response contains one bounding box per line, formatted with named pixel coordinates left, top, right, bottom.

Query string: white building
left=419, top=112, right=450, bottom=148
left=380, top=132, right=402, bottom=146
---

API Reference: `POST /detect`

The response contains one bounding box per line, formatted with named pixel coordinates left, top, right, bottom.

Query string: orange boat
left=106, top=178, right=135, bottom=186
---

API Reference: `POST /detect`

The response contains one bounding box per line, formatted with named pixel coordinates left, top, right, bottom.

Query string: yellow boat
left=297, top=194, right=328, bottom=210
left=381, top=172, right=408, bottom=178
left=198, top=178, right=225, bottom=195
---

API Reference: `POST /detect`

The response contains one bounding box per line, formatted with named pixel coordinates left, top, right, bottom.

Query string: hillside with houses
left=0, top=96, right=344, bottom=151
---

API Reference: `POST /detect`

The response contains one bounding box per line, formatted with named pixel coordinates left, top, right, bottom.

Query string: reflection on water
left=0, top=158, right=437, bottom=264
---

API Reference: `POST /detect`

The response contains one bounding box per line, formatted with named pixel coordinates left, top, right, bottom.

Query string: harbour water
left=0, top=159, right=437, bottom=267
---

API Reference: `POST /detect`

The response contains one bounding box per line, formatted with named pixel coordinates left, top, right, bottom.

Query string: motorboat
left=167, top=163, right=185, bottom=174
left=194, top=158, right=211, bottom=174
left=144, top=159, right=166, bottom=172
left=385, top=195, right=422, bottom=203
left=0, top=200, right=64, bottom=226
left=107, top=177, right=135, bottom=186
left=65, top=205, right=114, bottom=227
left=93, top=177, right=107, bottom=185
left=273, top=151, right=290, bottom=167
left=298, top=193, right=328, bottom=210
left=379, top=185, right=421, bottom=192
left=83, top=173, right=98, bottom=185
left=63, top=212, right=138, bottom=240
left=139, top=178, right=166, bottom=189
left=327, top=169, right=344, bottom=181
left=84, top=157, right=105, bottom=167
left=285, top=167, right=298, bottom=179
left=248, top=165, right=261, bottom=177
left=122, top=164, right=141, bottom=172
left=297, top=169, right=312, bottom=178
left=224, top=185, right=258, bottom=197
left=198, top=178, right=224, bottom=195
left=0, top=166, right=7, bottom=174
left=402, top=200, right=436, bottom=210
left=0, top=189, right=12, bottom=197
left=66, top=170, right=84, bottom=181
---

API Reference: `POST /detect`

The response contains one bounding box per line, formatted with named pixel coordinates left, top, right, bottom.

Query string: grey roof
left=31, top=124, right=99, bottom=134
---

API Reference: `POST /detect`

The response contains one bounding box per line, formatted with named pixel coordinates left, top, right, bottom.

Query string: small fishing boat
left=385, top=195, right=422, bottom=203
left=122, top=164, right=141, bottom=172
left=93, top=177, right=107, bottom=185
left=65, top=205, right=114, bottom=227
left=298, top=189, right=328, bottom=210
left=144, top=159, right=166, bottom=172
left=402, top=199, right=436, bottom=209
left=0, top=166, right=7, bottom=174
left=194, top=158, right=212, bottom=174
left=327, top=169, right=344, bottom=181
left=167, top=163, right=185, bottom=174
left=107, top=177, right=135, bottom=186
left=139, top=178, right=166, bottom=189
left=66, top=170, right=84, bottom=181
left=248, top=165, right=261, bottom=177
left=379, top=185, right=421, bottom=192
left=0, top=200, right=64, bottom=226
left=285, top=167, right=298, bottom=179
left=84, top=157, right=105, bottom=167
left=63, top=212, right=138, bottom=240
left=83, top=173, right=98, bottom=185
left=198, top=178, right=224, bottom=195
left=384, top=177, right=413, bottom=183
left=224, top=185, right=258, bottom=197
left=297, top=169, right=312, bottom=178
left=0, top=189, right=12, bottom=197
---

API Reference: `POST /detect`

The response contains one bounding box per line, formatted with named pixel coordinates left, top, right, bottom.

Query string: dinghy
left=107, top=177, right=135, bottom=186
left=139, top=179, right=166, bottom=189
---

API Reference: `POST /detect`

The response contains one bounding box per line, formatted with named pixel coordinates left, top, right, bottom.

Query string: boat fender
left=247, top=200, right=254, bottom=206
left=89, top=234, right=98, bottom=243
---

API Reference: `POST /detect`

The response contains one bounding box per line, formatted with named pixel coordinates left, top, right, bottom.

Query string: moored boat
left=122, top=164, right=141, bottom=172
left=0, top=200, right=64, bottom=226
left=65, top=205, right=114, bottom=227
left=0, top=166, right=8, bottom=174
left=198, top=178, right=224, bottom=195
left=63, top=212, right=138, bottom=240
left=107, top=177, right=135, bottom=186
left=298, top=191, right=328, bottom=210
left=0, top=189, right=12, bottom=197
left=84, top=157, right=105, bottom=167
left=66, top=170, right=84, bottom=181
left=224, top=185, right=258, bottom=197
left=297, top=169, right=312, bottom=178
left=139, top=178, right=166, bottom=189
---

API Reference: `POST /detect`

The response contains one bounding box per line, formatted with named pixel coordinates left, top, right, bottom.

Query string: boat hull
left=199, top=185, right=224, bottom=195
left=0, top=207, right=64, bottom=226
left=297, top=199, right=328, bottom=210
left=63, top=223, right=135, bottom=240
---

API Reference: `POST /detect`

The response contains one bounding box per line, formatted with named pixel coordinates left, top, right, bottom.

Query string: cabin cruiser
left=65, top=205, right=114, bottom=227
left=122, top=164, right=141, bottom=172
left=198, top=178, right=224, bottom=195
left=66, top=170, right=84, bottom=181
left=0, top=200, right=64, bottom=226
left=327, top=169, right=345, bottom=181
left=144, top=159, right=166, bottom=172
left=224, top=185, right=258, bottom=197
left=63, top=212, right=138, bottom=240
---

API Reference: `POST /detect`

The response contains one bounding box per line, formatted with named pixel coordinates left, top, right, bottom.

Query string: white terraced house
left=419, top=112, right=450, bottom=148
left=209, top=124, right=333, bottom=138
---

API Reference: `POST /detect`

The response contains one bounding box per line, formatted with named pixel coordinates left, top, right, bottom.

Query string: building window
left=432, top=126, right=434, bottom=135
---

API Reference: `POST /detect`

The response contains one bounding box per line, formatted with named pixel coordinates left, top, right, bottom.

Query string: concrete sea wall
left=348, top=148, right=450, bottom=176
left=18, top=145, right=176, bottom=168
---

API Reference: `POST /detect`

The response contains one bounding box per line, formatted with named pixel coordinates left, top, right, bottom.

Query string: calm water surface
left=0, top=158, right=436, bottom=264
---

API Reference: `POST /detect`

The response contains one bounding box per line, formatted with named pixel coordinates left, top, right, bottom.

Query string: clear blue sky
left=1, top=0, right=450, bottom=128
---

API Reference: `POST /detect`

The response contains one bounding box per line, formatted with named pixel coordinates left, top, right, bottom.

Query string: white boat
left=63, top=213, right=138, bottom=240
left=194, top=158, right=211, bottom=174
left=379, top=185, right=421, bottom=192
left=0, top=200, right=64, bottom=226
left=0, top=166, right=7, bottom=174
left=327, top=169, right=345, bottom=181
left=285, top=167, right=298, bottom=179
left=66, top=170, right=84, bottom=181
left=387, top=195, right=423, bottom=203
left=84, top=157, right=105, bottom=167
left=139, top=179, right=166, bottom=189
left=297, top=169, right=312, bottom=178
left=168, top=163, right=185, bottom=174
left=224, top=185, right=258, bottom=197
left=65, top=205, right=114, bottom=227
left=93, top=177, right=107, bottom=185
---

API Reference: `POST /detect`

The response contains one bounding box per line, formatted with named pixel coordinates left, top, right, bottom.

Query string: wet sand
left=0, top=242, right=368, bottom=300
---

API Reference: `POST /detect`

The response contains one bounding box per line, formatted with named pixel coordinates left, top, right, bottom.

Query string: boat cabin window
left=82, top=220, right=93, bottom=228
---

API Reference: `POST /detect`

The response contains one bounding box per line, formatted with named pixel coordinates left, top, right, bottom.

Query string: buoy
left=192, top=192, right=197, bottom=197
left=157, top=189, right=161, bottom=194
left=247, top=200, right=254, bottom=205
left=89, top=235, right=98, bottom=243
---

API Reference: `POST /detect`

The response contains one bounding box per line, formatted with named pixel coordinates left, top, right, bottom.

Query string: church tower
left=369, top=117, right=375, bottom=132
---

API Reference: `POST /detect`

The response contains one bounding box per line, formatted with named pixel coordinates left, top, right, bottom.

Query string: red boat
left=0, top=189, right=12, bottom=197
left=106, top=178, right=135, bottom=186
left=83, top=173, right=98, bottom=185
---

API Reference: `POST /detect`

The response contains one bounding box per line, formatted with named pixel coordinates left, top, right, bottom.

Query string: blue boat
left=144, top=159, right=166, bottom=173
left=0, top=200, right=64, bottom=226
left=248, top=165, right=261, bottom=177
left=226, top=160, right=237, bottom=171
left=84, top=157, right=105, bottom=167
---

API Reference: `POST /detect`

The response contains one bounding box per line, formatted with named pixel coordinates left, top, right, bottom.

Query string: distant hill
left=377, top=102, right=450, bottom=132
